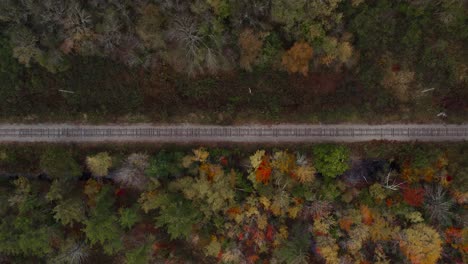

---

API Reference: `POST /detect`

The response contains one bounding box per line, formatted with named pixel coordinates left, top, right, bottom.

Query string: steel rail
left=3, top=128, right=468, bottom=137
left=0, top=125, right=467, bottom=142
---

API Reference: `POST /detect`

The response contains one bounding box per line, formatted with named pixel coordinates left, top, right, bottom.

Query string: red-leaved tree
left=403, top=187, right=425, bottom=207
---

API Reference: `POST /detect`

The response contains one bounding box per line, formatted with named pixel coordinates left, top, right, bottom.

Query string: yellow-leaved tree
left=294, top=165, right=316, bottom=183
left=399, top=223, right=442, bottom=264
left=86, top=152, right=112, bottom=177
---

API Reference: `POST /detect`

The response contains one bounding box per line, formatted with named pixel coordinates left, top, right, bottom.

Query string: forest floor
left=0, top=123, right=466, bottom=143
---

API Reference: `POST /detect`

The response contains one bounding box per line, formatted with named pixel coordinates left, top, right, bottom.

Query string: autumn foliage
left=281, top=42, right=313, bottom=76
left=339, top=218, right=353, bottom=232
left=403, top=187, right=425, bottom=207
left=238, top=29, right=264, bottom=71
left=399, top=224, right=442, bottom=264
left=255, top=159, right=272, bottom=184
left=2, top=146, right=467, bottom=263
left=445, top=227, right=468, bottom=254
left=360, top=205, right=374, bottom=225
left=226, top=207, right=241, bottom=217
left=445, top=227, right=463, bottom=244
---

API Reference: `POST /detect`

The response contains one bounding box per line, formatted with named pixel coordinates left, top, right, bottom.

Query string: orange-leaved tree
left=281, top=41, right=313, bottom=76
left=256, top=158, right=272, bottom=184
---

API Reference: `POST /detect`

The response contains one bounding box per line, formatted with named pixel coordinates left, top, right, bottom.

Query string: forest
left=0, top=143, right=467, bottom=263
left=0, top=1, right=467, bottom=263
left=0, top=0, right=467, bottom=123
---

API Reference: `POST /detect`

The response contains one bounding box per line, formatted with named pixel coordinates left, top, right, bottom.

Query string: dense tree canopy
left=0, top=144, right=466, bottom=263
left=40, top=148, right=81, bottom=180
left=0, top=0, right=467, bottom=262
left=0, top=0, right=465, bottom=80
left=83, top=185, right=123, bottom=255
left=0, top=0, right=466, bottom=123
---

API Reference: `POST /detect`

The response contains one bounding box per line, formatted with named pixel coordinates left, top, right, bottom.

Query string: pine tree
left=83, top=186, right=123, bottom=255
left=40, top=148, right=81, bottom=180
left=53, top=198, right=86, bottom=227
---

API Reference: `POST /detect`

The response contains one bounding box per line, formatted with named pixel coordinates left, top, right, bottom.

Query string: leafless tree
left=165, top=13, right=232, bottom=76
left=113, top=153, right=150, bottom=190
left=424, top=184, right=454, bottom=225
left=230, top=0, right=271, bottom=30
left=301, top=200, right=333, bottom=220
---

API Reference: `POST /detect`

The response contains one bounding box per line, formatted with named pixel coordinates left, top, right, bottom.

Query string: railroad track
left=0, top=124, right=467, bottom=142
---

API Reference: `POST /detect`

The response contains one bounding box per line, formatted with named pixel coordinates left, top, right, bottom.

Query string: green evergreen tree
left=83, top=186, right=123, bottom=255
left=40, top=148, right=81, bottom=180
left=119, top=206, right=141, bottom=230
left=53, top=198, right=86, bottom=227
